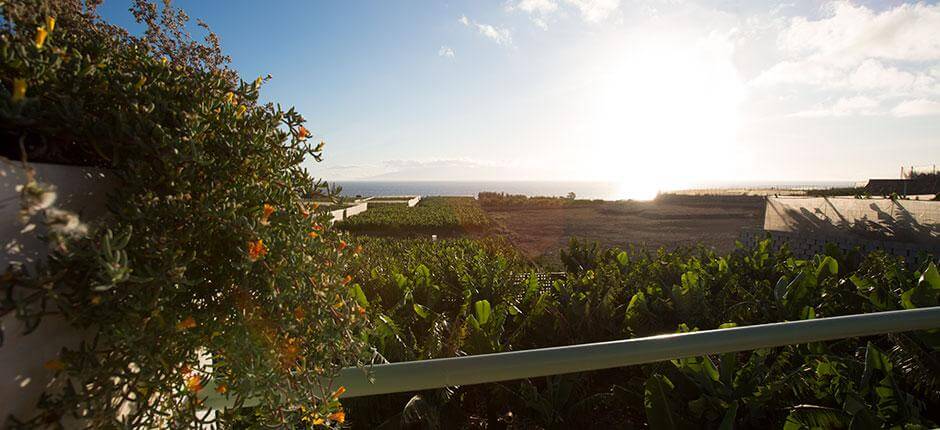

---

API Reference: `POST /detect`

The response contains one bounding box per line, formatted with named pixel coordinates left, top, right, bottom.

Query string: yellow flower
left=134, top=76, right=147, bottom=90
left=224, top=91, right=235, bottom=104
left=176, top=316, right=197, bottom=331
left=247, top=239, right=267, bottom=261
left=161, top=56, right=169, bottom=65
left=43, top=359, right=65, bottom=371
left=34, top=26, right=48, bottom=49
left=254, top=76, right=263, bottom=87
left=10, top=78, right=27, bottom=102
left=236, top=105, right=247, bottom=117
left=328, top=411, right=345, bottom=423
left=46, top=16, right=56, bottom=32
left=260, top=203, right=275, bottom=225
left=312, top=417, right=325, bottom=425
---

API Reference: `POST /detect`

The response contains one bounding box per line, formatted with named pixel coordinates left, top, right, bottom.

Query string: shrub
left=1, top=1, right=366, bottom=427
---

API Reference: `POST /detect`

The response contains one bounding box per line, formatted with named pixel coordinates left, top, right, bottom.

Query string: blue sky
left=99, top=0, right=940, bottom=190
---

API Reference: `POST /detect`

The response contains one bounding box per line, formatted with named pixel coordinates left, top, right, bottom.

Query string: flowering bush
left=1, top=0, right=366, bottom=427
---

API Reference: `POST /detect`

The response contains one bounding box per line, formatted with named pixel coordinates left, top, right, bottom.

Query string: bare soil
left=482, top=196, right=765, bottom=262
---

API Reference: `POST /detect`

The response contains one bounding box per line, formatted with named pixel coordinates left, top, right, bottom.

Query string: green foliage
left=1, top=1, right=365, bottom=426
left=338, top=197, right=491, bottom=233
left=477, top=191, right=604, bottom=209
left=345, top=236, right=940, bottom=428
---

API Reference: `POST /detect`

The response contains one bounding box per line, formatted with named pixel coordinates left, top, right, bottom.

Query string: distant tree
left=566, top=192, right=576, bottom=200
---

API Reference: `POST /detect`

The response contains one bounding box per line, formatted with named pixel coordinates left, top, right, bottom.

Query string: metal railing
left=204, top=307, right=940, bottom=409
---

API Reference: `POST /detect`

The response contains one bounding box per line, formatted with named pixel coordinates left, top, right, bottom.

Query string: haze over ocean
left=336, top=180, right=858, bottom=200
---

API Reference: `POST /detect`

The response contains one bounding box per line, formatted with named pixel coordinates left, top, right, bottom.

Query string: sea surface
left=335, top=180, right=858, bottom=200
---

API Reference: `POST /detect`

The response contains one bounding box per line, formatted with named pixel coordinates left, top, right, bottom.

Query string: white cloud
left=438, top=45, right=456, bottom=58
left=792, top=96, right=880, bottom=117
left=507, top=0, right=619, bottom=26
left=459, top=15, right=513, bottom=45
left=564, top=0, right=620, bottom=22
left=532, top=17, right=549, bottom=30
left=512, top=0, right=558, bottom=14
left=751, top=0, right=940, bottom=113
left=891, top=99, right=940, bottom=117
left=779, top=2, right=940, bottom=63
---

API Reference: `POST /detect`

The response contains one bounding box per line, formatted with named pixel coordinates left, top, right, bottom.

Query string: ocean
left=335, top=180, right=859, bottom=201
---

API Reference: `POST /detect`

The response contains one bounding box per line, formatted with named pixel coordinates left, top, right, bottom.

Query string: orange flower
left=308, top=231, right=319, bottom=239
left=332, top=386, right=347, bottom=398
left=337, top=241, right=348, bottom=252
left=248, top=239, right=267, bottom=261
left=353, top=245, right=363, bottom=255
left=176, top=316, right=197, bottom=331
left=43, top=359, right=65, bottom=371
left=215, top=383, right=228, bottom=394
left=328, top=411, right=345, bottom=423
left=260, top=203, right=275, bottom=225
left=357, top=306, right=366, bottom=316
left=297, top=126, right=310, bottom=139
left=34, top=26, right=48, bottom=49
left=312, top=224, right=323, bottom=232
left=186, top=375, right=203, bottom=393
left=341, top=275, right=352, bottom=285
left=294, top=306, right=306, bottom=320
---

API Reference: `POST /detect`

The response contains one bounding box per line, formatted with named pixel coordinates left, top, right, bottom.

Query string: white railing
left=204, top=307, right=940, bottom=408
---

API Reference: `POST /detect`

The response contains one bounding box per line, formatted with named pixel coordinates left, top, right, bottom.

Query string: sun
left=575, top=29, right=744, bottom=199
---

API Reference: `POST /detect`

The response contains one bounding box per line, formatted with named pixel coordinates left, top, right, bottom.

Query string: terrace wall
left=739, top=228, right=939, bottom=262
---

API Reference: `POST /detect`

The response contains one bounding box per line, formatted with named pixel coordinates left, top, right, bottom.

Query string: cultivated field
left=482, top=194, right=765, bottom=262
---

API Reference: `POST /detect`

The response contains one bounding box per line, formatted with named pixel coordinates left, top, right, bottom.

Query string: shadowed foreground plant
left=1, top=0, right=367, bottom=427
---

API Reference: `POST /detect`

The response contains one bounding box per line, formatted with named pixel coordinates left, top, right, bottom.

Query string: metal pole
left=204, top=307, right=940, bottom=408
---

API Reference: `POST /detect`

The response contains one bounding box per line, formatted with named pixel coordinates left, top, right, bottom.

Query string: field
left=483, top=194, right=765, bottom=263
left=338, top=196, right=490, bottom=234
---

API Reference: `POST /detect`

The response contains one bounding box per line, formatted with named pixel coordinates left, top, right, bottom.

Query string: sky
left=98, top=0, right=940, bottom=193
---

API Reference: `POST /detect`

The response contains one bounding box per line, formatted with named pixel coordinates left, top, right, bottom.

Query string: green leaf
left=644, top=374, right=694, bottom=430
left=718, top=402, right=738, bottom=430
left=923, top=263, right=940, bottom=289
left=815, top=256, right=838, bottom=278
left=784, top=405, right=850, bottom=430
left=473, top=300, right=491, bottom=325
left=413, top=303, right=430, bottom=319
left=351, top=284, right=369, bottom=307
left=616, top=251, right=629, bottom=267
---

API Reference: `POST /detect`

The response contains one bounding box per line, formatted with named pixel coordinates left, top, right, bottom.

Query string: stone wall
left=740, top=228, right=939, bottom=262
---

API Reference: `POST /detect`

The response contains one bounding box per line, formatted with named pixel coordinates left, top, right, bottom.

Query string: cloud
left=459, top=15, right=513, bottom=45
left=779, top=2, right=940, bottom=63
left=564, top=0, right=620, bottom=22
left=891, top=99, right=940, bottom=117
left=506, top=0, right=620, bottom=26
left=791, top=96, right=880, bottom=117
left=512, top=0, right=558, bottom=14
left=751, top=1, right=940, bottom=117
left=438, top=45, right=456, bottom=58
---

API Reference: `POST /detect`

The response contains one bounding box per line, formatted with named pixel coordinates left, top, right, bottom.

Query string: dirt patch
left=483, top=199, right=764, bottom=262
